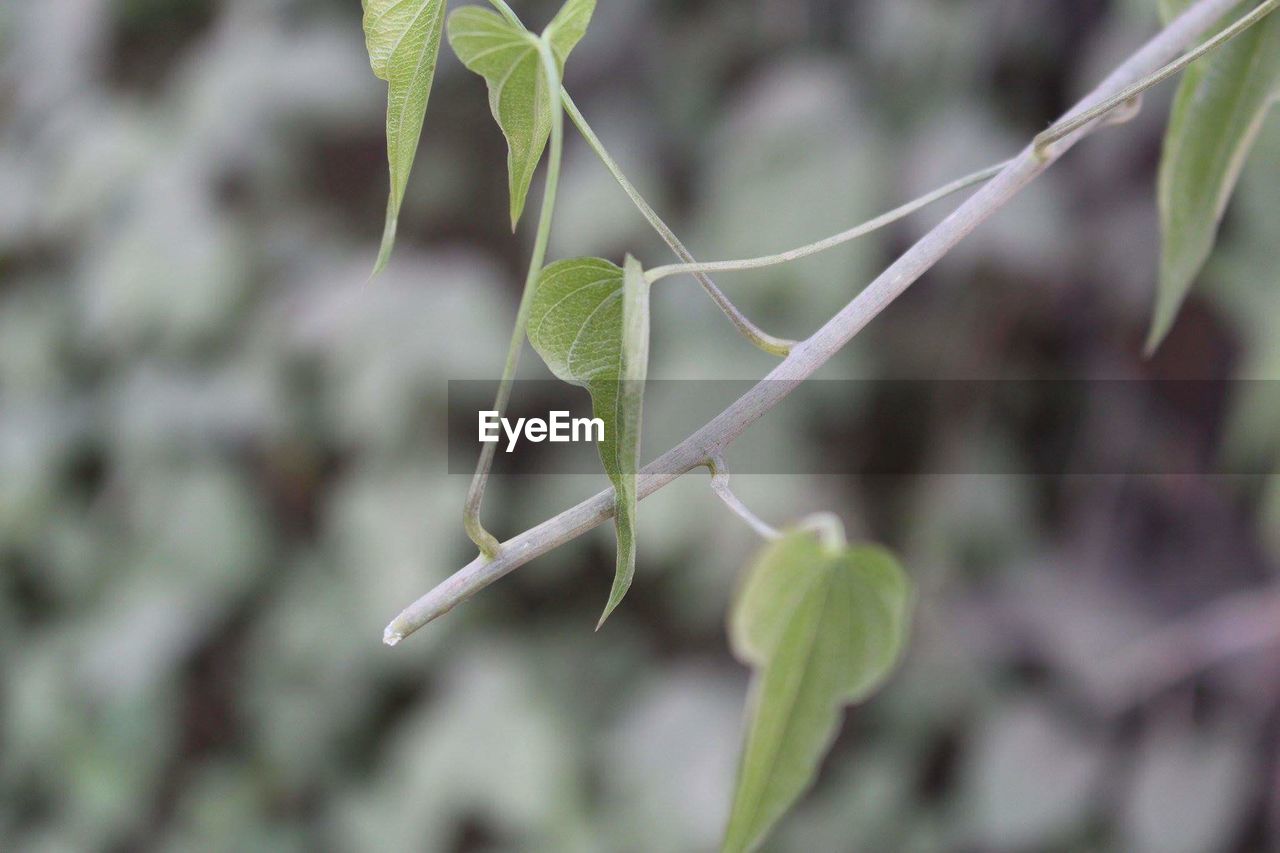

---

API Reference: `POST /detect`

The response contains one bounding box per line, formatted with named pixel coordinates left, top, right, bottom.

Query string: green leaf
left=723, top=531, right=914, bottom=853
left=1149, top=0, right=1280, bottom=351
left=448, top=0, right=596, bottom=229
left=362, top=0, right=449, bottom=275
left=528, top=255, right=649, bottom=626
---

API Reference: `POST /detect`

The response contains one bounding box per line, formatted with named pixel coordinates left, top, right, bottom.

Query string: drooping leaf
left=1149, top=0, right=1280, bottom=351
left=447, top=0, right=596, bottom=229
left=362, top=0, right=449, bottom=275
left=527, top=255, right=649, bottom=625
left=723, top=531, right=914, bottom=853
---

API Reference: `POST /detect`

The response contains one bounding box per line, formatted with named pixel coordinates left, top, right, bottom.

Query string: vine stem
left=645, top=160, right=1011, bottom=284
left=463, top=35, right=566, bottom=558
left=386, top=0, right=1245, bottom=645
left=485, top=0, right=795, bottom=356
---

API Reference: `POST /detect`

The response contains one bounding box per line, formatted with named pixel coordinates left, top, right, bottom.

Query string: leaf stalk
left=388, top=0, right=1248, bottom=645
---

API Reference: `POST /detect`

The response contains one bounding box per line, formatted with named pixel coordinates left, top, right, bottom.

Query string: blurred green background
left=3, top=0, right=1280, bottom=850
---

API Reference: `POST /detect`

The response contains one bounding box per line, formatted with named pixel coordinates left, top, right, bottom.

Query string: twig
left=384, top=0, right=1246, bottom=646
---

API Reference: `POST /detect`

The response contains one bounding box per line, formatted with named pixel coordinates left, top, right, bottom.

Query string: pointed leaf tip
left=363, top=0, right=447, bottom=270
left=1144, top=309, right=1174, bottom=358
left=528, top=255, right=649, bottom=622
left=1151, top=1, right=1280, bottom=346
left=722, top=533, right=913, bottom=853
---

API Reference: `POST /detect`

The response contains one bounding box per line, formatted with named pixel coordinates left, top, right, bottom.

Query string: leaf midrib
left=733, top=568, right=832, bottom=843
left=366, top=0, right=419, bottom=76
left=568, top=290, right=622, bottom=379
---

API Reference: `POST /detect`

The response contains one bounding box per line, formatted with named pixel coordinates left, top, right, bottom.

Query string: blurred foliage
left=1, top=0, right=1278, bottom=851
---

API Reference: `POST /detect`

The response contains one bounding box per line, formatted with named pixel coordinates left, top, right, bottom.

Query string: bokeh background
left=3, top=0, right=1280, bottom=850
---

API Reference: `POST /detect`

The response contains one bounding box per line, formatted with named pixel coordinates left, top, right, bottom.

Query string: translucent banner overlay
left=447, top=380, right=1280, bottom=476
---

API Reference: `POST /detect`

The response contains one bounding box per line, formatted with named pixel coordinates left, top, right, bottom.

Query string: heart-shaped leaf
left=723, top=531, right=914, bottom=853
left=528, top=255, right=650, bottom=626
left=1149, top=0, right=1280, bottom=350
left=363, top=0, right=448, bottom=275
left=448, top=0, right=596, bottom=230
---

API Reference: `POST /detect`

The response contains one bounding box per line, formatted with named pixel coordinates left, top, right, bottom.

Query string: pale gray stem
left=384, top=0, right=1244, bottom=646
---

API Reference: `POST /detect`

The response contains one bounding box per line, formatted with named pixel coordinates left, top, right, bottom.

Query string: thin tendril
left=645, top=160, right=1010, bottom=284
